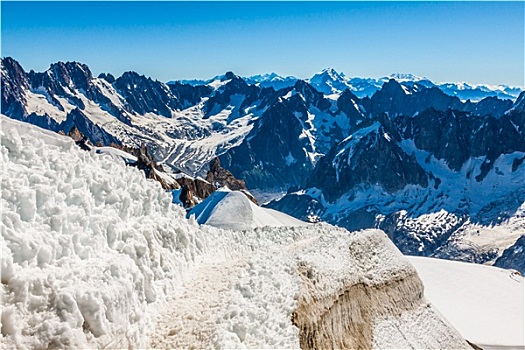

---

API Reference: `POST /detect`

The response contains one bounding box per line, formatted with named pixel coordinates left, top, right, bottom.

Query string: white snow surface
left=93, top=146, right=137, bottom=164
left=1, top=116, right=466, bottom=349
left=188, top=188, right=307, bottom=230
left=410, top=256, right=525, bottom=348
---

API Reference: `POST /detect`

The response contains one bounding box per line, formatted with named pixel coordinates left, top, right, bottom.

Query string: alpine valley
left=2, top=57, right=524, bottom=273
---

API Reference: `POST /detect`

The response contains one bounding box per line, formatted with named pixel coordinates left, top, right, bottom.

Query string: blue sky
left=2, top=1, right=524, bottom=86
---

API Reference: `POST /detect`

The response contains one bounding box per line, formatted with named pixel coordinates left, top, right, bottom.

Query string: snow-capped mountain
left=175, top=68, right=522, bottom=102
left=244, top=72, right=297, bottom=90
left=2, top=57, right=524, bottom=272
left=308, top=68, right=354, bottom=95
left=306, top=68, right=521, bottom=101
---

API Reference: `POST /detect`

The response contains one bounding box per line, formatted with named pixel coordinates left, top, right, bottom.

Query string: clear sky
left=1, top=1, right=524, bottom=86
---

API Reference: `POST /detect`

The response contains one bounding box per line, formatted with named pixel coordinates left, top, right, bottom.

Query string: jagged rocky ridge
left=2, top=57, right=524, bottom=271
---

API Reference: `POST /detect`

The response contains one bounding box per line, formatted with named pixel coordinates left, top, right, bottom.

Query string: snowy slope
left=188, top=189, right=307, bottom=230
left=409, top=257, right=524, bottom=349
left=1, top=116, right=468, bottom=349
left=93, top=146, right=137, bottom=164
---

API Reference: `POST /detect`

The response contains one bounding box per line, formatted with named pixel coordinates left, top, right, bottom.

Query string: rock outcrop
left=206, top=157, right=247, bottom=191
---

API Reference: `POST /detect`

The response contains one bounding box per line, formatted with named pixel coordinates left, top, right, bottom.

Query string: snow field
left=409, top=256, right=525, bottom=348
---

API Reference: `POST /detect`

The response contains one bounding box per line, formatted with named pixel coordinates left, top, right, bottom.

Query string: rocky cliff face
left=219, top=99, right=316, bottom=190
left=394, top=108, right=525, bottom=172
left=205, top=157, right=252, bottom=195
left=1, top=57, right=29, bottom=118
left=114, top=71, right=180, bottom=117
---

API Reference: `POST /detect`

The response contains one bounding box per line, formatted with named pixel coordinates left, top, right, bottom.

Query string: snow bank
left=188, top=189, right=307, bottom=230
left=409, top=256, right=525, bottom=348
left=0, top=116, right=206, bottom=349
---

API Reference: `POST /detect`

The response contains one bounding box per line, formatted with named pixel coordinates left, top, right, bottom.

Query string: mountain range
left=2, top=56, right=524, bottom=272
left=177, top=68, right=522, bottom=102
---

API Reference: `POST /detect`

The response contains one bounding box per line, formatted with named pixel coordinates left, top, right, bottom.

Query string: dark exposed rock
left=292, top=80, right=332, bottom=111
left=168, top=81, right=213, bottom=109
left=469, top=96, right=513, bottom=117
left=176, top=176, right=215, bottom=208
left=307, top=118, right=429, bottom=202
left=511, top=91, right=525, bottom=113
left=28, top=61, right=92, bottom=110
left=394, top=108, right=525, bottom=173
left=494, top=235, right=525, bottom=275
left=1, top=57, right=30, bottom=118
left=98, top=73, right=115, bottom=84
left=67, top=126, right=93, bottom=151
left=336, top=89, right=367, bottom=130
left=67, top=125, right=85, bottom=142
left=114, top=71, right=179, bottom=117
left=202, top=73, right=259, bottom=118
left=206, top=157, right=247, bottom=191
left=512, top=156, right=525, bottom=172
left=219, top=100, right=315, bottom=190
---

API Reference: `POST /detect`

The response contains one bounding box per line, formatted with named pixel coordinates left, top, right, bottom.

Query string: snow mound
left=188, top=189, right=307, bottom=230
left=409, top=256, right=525, bottom=349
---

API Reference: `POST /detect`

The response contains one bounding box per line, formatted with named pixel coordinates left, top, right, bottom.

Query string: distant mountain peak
left=388, top=73, right=427, bottom=82
left=224, top=71, right=236, bottom=80
left=315, top=68, right=346, bottom=80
